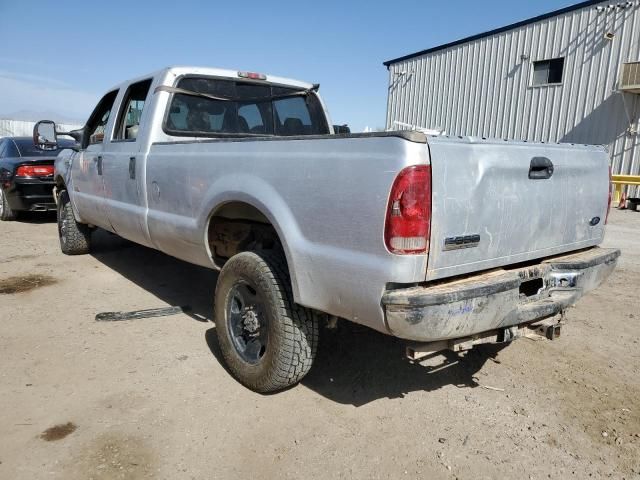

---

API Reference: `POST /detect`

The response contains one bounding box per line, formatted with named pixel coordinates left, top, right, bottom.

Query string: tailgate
left=426, top=137, right=610, bottom=280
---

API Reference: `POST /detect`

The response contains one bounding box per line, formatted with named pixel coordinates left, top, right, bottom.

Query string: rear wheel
left=58, top=190, right=91, bottom=255
left=0, top=188, right=17, bottom=221
left=214, top=250, right=318, bottom=393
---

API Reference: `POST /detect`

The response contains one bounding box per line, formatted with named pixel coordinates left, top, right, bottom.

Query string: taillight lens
left=238, top=71, right=266, bottom=80
left=385, top=165, right=432, bottom=254
left=15, top=165, right=54, bottom=177
left=605, top=165, right=612, bottom=224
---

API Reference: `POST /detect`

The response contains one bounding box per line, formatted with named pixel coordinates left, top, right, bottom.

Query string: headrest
left=284, top=118, right=304, bottom=130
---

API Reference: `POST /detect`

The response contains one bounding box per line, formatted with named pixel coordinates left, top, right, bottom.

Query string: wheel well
left=53, top=175, right=66, bottom=204
left=207, top=202, right=282, bottom=267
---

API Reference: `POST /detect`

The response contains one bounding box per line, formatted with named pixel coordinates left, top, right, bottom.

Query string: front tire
left=0, top=188, right=17, bottom=221
left=214, top=251, right=318, bottom=393
left=58, top=190, right=91, bottom=255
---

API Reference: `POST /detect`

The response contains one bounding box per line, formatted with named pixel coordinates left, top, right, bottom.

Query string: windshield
left=165, top=76, right=329, bottom=137
left=15, top=138, right=77, bottom=157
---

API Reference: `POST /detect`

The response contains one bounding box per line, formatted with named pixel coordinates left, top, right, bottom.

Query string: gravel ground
left=0, top=209, right=638, bottom=480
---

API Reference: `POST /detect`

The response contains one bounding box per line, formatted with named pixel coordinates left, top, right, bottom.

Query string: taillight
left=605, top=165, right=612, bottom=224
left=385, top=165, right=432, bottom=254
left=15, top=165, right=54, bottom=177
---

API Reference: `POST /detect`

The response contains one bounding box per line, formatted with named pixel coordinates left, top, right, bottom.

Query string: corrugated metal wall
left=0, top=119, right=82, bottom=138
left=386, top=0, right=640, bottom=180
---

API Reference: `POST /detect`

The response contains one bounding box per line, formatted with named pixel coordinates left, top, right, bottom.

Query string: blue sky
left=0, top=0, right=581, bottom=131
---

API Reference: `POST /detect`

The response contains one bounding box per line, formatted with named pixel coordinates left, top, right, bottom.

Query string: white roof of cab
left=109, top=66, right=315, bottom=92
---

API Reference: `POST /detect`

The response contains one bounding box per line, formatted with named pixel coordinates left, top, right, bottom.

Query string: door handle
left=529, top=156, right=554, bottom=180
left=129, top=157, right=136, bottom=180
left=96, top=155, right=103, bottom=176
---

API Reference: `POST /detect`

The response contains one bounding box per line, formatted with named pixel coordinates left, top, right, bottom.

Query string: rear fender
left=199, top=174, right=305, bottom=300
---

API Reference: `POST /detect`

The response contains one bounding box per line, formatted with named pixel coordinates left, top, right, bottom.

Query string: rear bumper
left=382, top=247, right=620, bottom=342
left=4, top=179, right=55, bottom=212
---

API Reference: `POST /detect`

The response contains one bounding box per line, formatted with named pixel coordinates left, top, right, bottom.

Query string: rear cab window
left=273, top=95, right=314, bottom=136
left=163, top=76, right=329, bottom=137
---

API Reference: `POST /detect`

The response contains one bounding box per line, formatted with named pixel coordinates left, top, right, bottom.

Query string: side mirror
left=33, top=120, right=58, bottom=150
left=333, top=124, right=351, bottom=135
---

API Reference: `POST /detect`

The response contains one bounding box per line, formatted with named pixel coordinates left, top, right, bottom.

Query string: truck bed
left=142, top=131, right=610, bottom=338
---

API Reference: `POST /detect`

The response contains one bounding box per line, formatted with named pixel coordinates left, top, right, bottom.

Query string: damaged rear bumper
left=382, top=247, right=620, bottom=342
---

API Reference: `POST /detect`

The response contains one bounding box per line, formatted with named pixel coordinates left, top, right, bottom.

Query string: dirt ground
left=0, top=209, right=639, bottom=480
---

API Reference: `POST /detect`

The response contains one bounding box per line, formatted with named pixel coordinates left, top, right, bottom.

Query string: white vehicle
left=35, top=66, right=619, bottom=392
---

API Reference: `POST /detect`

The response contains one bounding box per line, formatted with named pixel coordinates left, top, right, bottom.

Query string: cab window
left=273, top=96, right=314, bottom=136
left=164, top=76, right=328, bottom=137
left=84, top=90, right=119, bottom=147
left=113, top=79, right=152, bottom=141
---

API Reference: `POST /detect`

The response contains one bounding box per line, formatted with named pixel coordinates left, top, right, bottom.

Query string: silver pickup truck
left=34, top=66, right=619, bottom=392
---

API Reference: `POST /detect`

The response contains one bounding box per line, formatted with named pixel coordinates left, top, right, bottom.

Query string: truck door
left=71, top=90, right=118, bottom=231
left=100, top=79, right=154, bottom=247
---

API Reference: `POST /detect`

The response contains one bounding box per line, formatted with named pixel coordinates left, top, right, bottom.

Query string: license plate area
left=519, top=277, right=544, bottom=298
left=514, top=265, right=548, bottom=303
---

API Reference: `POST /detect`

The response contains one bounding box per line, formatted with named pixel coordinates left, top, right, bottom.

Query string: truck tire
left=57, top=190, right=91, bottom=255
left=0, top=188, right=17, bottom=221
left=214, top=250, right=318, bottom=392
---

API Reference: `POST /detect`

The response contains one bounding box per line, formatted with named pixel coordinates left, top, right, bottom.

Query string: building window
left=532, top=58, right=565, bottom=85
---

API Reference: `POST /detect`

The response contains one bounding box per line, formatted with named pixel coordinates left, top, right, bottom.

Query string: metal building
left=0, top=119, right=82, bottom=139
left=384, top=0, right=640, bottom=180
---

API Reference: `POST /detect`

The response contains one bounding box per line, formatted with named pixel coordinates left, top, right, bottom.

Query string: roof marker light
left=238, top=71, right=266, bottom=80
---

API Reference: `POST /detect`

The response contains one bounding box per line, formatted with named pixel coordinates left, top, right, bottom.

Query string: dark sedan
left=0, top=136, right=76, bottom=221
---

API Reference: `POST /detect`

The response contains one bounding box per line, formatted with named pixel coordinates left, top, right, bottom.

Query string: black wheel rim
left=226, top=281, right=268, bottom=364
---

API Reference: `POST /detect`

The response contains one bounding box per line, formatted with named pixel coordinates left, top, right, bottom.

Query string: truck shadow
left=89, top=229, right=507, bottom=405
left=206, top=323, right=507, bottom=406
left=89, top=229, right=216, bottom=323
left=300, top=324, right=507, bottom=406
